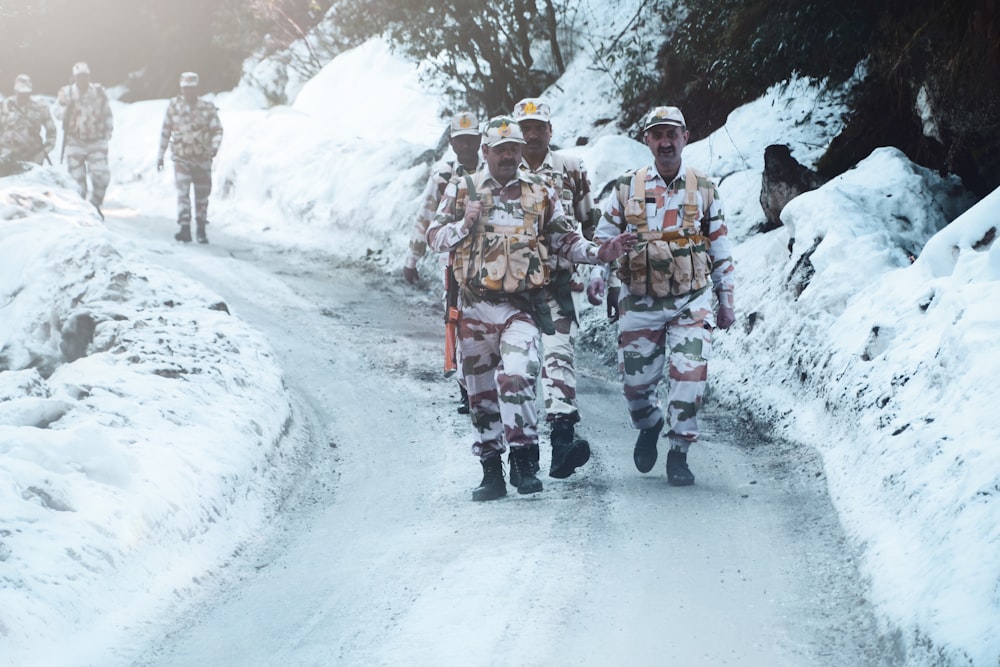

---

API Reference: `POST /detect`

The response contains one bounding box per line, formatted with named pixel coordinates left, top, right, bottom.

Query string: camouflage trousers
left=459, top=298, right=541, bottom=460
left=617, top=289, right=714, bottom=443
left=64, top=139, right=110, bottom=206
left=540, top=292, right=579, bottom=423
left=173, top=158, right=213, bottom=225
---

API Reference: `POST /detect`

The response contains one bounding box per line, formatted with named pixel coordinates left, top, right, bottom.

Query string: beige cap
left=512, top=98, right=551, bottom=123
left=14, top=74, right=32, bottom=93
left=482, top=115, right=526, bottom=148
left=449, top=110, right=479, bottom=137
left=642, top=106, right=686, bottom=131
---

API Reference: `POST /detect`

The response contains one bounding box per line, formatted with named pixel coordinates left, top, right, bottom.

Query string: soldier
left=426, top=115, right=635, bottom=501
left=157, top=72, right=223, bottom=244
left=55, top=62, right=114, bottom=212
left=511, top=97, right=596, bottom=481
left=403, top=110, right=481, bottom=284
left=0, top=75, right=57, bottom=165
left=588, top=106, right=735, bottom=486
left=402, top=111, right=481, bottom=414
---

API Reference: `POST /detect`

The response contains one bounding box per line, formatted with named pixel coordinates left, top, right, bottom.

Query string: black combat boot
left=509, top=442, right=540, bottom=487
left=472, top=456, right=507, bottom=502
left=666, top=448, right=695, bottom=486
left=457, top=384, right=470, bottom=415
left=174, top=224, right=192, bottom=242
left=509, top=446, right=543, bottom=495
left=196, top=223, right=208, bottom=244
left=549, top=416, right=590, bottom=479
left=633, top=419, right=664, bottom=473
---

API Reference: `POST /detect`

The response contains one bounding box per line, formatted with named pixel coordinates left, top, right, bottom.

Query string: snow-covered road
left=104, top=210, right=893, bottom=666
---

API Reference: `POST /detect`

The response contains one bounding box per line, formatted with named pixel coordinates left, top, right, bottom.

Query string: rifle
left=60, top=95, right=75, bottom=164
left=443, top=173, right=480, bottom=377
left=443, top=260, right=460, bottom=378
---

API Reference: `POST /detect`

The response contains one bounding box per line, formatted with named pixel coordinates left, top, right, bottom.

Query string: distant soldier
left=0, top=75, right=57, bottom=165
left=55, top=62, right=114, bottom=211
left=157, top=72, right=223, bottom=244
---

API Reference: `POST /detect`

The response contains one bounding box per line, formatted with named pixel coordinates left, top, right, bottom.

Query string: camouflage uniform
left=426, top=142, right=606, bottom=464
left=0, top=81, right=56, bottom=165
left=158, top=79, right=223, bottom=237
left=406, top=158, right=477, bottom=273
left=594, top=156, right=733, bottom=448
left=56, top=72, right=114, bottom=206
left=520, top=148, right=595, bottom=424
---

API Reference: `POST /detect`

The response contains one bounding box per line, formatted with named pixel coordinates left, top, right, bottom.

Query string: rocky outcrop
left=759, top=144, right=826, bottom=245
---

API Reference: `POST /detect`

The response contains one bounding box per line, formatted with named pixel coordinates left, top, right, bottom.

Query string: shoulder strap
left=619, top=167, right=649, bottom=232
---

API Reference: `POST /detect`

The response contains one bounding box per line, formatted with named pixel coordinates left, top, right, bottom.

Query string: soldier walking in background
left=157, top=72, right=223, bottom=244
left=403, top=111, right=481, bottom=414
left=55, top=62, right=114, bottom=213
left=0, top=75, right=57, bottom=166
left=588, top=106, right=735, bottom=486
left=511, top=97, right=597, bottom=481
left=426, top=116, right=635, bottom=501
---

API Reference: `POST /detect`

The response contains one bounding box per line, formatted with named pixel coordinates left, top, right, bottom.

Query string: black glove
left=606, top=285, right=621, bottom=323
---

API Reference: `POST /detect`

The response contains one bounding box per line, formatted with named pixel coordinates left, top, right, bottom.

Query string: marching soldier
left=0, top=75, right=57, bottom=166
left=511, top=97, right=597, bottom=481
left=426, top=116, right=635, bottom=501
left=588, top=106, right=736, bottom=486
left=55, top=62, right=114, bottom=212
left=403, top=111, right=482, bottom=414
left=157, top=72, right=223, bottom=244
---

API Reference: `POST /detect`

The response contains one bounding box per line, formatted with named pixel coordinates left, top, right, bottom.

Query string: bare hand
left=587, top=276, right=606, bottom=306
left=596, top=232, right=637, bottom=263
left=462, top=200, right=483, bottom=230
left=156, top=158, right=164, bottom=172
left=716, top=305, right=736, bottom=331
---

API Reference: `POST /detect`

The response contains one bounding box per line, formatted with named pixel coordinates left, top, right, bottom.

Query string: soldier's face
left=518, top=119, right=551, bottom=152
left=450, top=135, right=479, bottom=170
left=484, top=142, right=523, bottom=183
left=182, top=86, right=198, bottom=103
left=73, top=73, right=90, bottom=89
left=645, top=124, right=689, bottom=176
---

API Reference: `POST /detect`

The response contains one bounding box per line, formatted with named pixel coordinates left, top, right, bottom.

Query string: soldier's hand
left=462, top=200, right=483, bottom=230
left=402, top=265, right=419, bottom=284
left=716, top=305, right=736, bottom=331
left=607, top=285, right=621, bottom=322
left=587, top=276, right=606, bottom=306
left=596, top=232, right=637, bottom=263
left=156, top=158, right=163, bottom=172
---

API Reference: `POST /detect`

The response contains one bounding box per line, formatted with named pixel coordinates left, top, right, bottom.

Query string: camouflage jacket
left=405, top=158, right=478, bottom=269
left=427, top=167, right=603, bottom=299
left=158, top=96, right=223, bottom=162
left=56, top=83, right=113, bottom=143
left=0, top=97, right=57, bottom=158
left=521, top=150, right=596, bottom=272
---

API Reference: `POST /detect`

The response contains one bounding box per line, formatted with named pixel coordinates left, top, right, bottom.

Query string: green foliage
left=616, top=0, right=877, bottom=137
left=332, top=0, right=570, bottom=115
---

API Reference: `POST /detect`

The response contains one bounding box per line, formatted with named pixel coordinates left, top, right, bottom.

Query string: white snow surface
left=2, top=18, right=999, bottom=667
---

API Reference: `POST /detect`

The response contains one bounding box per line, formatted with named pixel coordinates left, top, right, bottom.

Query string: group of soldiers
left=0, top=64, right=222, bottom=241
left=407, top=100, right=735, bottom=501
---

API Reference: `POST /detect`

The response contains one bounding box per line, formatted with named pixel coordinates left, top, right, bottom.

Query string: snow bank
left=0, top=172, right=293, bottom=665
left=711, top=148, right=997, bottom=665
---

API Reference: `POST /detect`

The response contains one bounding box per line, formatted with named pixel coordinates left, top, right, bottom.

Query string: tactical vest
left=617, top=166, right=714, bottom=297
left=452, top=173, right=549, bottom=294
